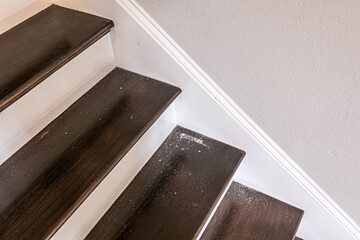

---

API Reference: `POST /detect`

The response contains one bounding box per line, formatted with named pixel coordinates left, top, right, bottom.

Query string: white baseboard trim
left=115, top=0, right=360, bottom=239
left=52, top=102, right=177, bottom=240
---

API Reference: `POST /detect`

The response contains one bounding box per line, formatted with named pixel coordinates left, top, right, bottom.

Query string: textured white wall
left=136, top=0, right=360, bottom=224
left=0, top=0, right=50, bottom=34
left=0, top=0, right=38, bottom=20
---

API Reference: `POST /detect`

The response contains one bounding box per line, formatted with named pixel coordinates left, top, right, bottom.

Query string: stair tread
left=86, top=126, right=245, bottom=240
left=0, top=68, right=180, bottom=240
left=0, top=4, right=113, bottom=112
left=200, top=182, right=304, bottom=240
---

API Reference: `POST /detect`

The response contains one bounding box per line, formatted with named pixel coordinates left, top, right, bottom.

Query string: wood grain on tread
left=0, top=68, right=181, bottom=240
left=201, top=182, right=304, bottom=240
left=0, top=4, right=113, bottom=112
left=86, top=126, right=245, bottom=240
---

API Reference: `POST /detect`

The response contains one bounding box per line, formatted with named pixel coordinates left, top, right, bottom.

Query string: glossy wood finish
left=0, top=5, right=113, bottom=112
left=0, top=68, right=181, bottom=240
left=86, top=126, right=245, bottom=240
left=201, top=182, right=304, bottom=240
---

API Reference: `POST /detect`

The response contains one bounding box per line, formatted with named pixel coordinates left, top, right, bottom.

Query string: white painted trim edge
left=115, top=0, right=360, bottom=238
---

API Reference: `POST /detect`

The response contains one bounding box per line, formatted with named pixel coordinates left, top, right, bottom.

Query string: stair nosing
left=0, top=67, right=181, bottom=239
left=0, top=5, right=114, bottom=112
left=86, top=125, right=245, bottom=240
left=200, top=182, right=304, bottom=240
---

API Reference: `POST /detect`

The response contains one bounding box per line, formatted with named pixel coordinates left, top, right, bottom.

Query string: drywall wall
left=136, top=0, right=360, bottom=225
left=0, top=0, right=50, bottom=34
left=0, top=0, right=44, bottom=20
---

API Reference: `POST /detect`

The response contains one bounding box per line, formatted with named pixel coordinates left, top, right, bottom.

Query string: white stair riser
left=0, top=33, right=115, bottom=164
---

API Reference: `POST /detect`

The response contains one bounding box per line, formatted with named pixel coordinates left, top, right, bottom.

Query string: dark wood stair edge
left=179, top=129, right=246, bottom=238
left=293, top=210, right=305, bottom=240
left=195, top=179, right=236, bottom=238
left=171, top=127, right=246, bottom=239
left=238, top=184, right=304, bottom=240
left=200, top=182, right=304, bottom=240
left=86, top=126, right=245, bottom=239
left=258, top=184, right=304, bottom=240
left=0, top=6, right=114, bottom=112
left=0, top=68, right=181, bottom=239
left=198, top=182, right=305, bottom=240
left=48, top=83, right=181, bottom=239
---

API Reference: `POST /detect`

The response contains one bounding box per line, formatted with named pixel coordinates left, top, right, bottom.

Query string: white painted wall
left=0, top=0, right=45, bottom=20
left=2, top=0, right=357, bottom=238
left=135, top=0, right=360, bottom=227
left=0, top=0, right=50, bottom=34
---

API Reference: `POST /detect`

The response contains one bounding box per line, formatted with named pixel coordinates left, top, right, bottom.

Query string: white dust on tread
left=40, top=131, right=49, bottom=139
left=228, top=184, right=300, bottom=229
left=149, top=133, right=210, bottom=213
left=179, top=133, right=209, bottom=148
left=231, top=184, right=269, bottom=210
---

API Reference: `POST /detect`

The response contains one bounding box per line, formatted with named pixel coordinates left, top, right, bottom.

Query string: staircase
left=0, top=4, right=304, bottom=240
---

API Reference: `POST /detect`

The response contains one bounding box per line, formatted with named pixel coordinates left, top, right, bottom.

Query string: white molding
left=115, top=0, right=360, bottom=238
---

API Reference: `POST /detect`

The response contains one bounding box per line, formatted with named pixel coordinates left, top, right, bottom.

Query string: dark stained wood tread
left=200, top=182, right=304, bottom=240
left=0, top=4, right=114, bottom=112
left=0, top=67, right=181, bottom=240
left=86, top=126, right=246, bottom=240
